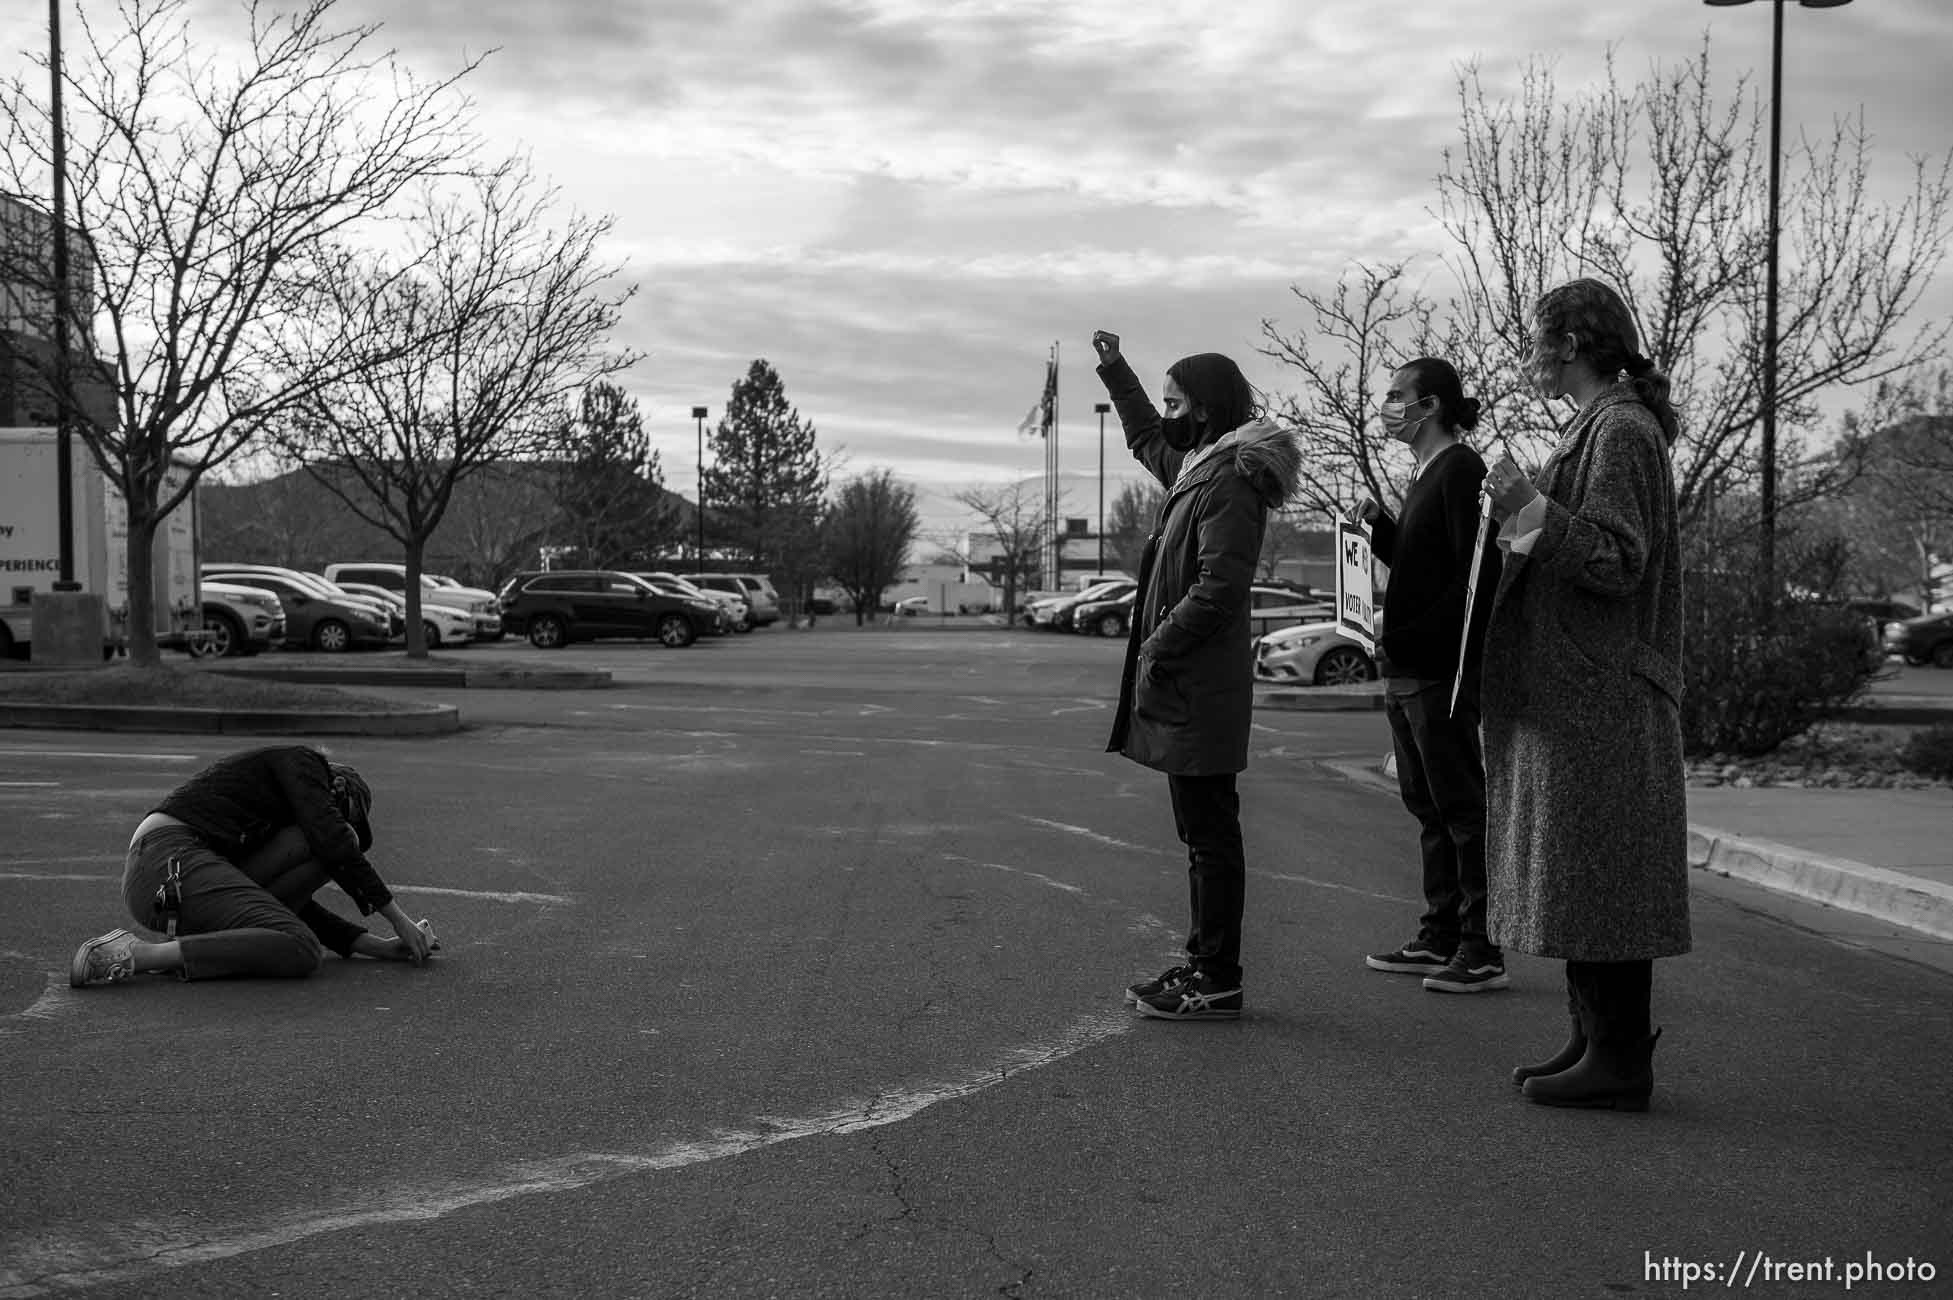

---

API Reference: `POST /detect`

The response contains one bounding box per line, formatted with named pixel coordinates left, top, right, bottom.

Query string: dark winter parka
left=1480, top=384, right=1690, bottom=961
left=1097, top=357, right=1303, bottom=775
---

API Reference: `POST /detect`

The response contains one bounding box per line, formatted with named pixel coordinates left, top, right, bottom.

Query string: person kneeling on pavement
left=70, top=745, right=438, bottom=987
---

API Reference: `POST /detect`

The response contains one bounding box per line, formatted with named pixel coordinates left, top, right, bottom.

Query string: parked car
left=890, top=595, right=931, bottom=616
left=633, top=576, right=732, bottom=635
left=336, top=581, right=476, bottom=648
left=199, top=565, right=391, bottom=652
left=201, top=562, right=401, bottom=635
left=183, top=580, right=286, bottom=658
left=1254, top=620, right=1377, bottom=686
left=1073, top=589, right=1136, bottom=638
left=1247, top=585, right=1337, bottom=639
left=1030, top=579, right=1135, bottom=630
left=637, top=571, right=750, bottom=633
left=1885, top=610, right=1953, bottom=669
left=323, top=562, right=504, bottom=641
left=682, top=573, right=781, bottom=627
left=499, top=570, right=721, bottom=648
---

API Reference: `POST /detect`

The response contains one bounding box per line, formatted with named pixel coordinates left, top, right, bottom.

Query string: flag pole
left=1450, top=491, right=1495, bottom=719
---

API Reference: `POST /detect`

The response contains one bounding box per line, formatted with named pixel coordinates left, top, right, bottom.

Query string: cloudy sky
left=6, top=0, right=1950, bottom=542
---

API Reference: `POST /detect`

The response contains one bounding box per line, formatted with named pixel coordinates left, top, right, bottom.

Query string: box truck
left=0, top=427, right=203, bottom=657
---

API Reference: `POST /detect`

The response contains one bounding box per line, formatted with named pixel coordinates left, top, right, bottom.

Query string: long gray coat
left=1098, top=357, right=1302, bottom=775
left=1481, top=384, right=1691, bottom=960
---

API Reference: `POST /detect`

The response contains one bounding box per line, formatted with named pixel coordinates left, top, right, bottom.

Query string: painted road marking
left=1014, top=815, right=1172, bottom=857
left=1257, top=870, right=1416, bottom=906
left=0, top=1012, right=1130, bottom=1298
left=379, top=885, right=575, bottom=906
left=0, top=750, right=197, bottom=762
left=939, top=852, right=1087, bottom=896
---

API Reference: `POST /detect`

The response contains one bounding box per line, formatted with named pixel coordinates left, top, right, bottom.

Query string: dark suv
left=498, top=570, right=721, bottom=649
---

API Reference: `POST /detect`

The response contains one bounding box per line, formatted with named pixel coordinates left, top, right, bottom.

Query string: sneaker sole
left=1135, top=1003, right=1242, bottom=1020
left=1365, top=957, right=1449, bottom=973
left=1422, top=974, right=1511, bottom=994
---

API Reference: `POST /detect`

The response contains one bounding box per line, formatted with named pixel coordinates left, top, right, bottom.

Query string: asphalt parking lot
left=3, top=625, right=1950, bottom=1298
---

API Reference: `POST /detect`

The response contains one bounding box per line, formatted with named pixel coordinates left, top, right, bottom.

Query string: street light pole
left=48, top=0, right=78, bottom=591
left=1705, top=0, right=1854, bottom=610
left=1094, top=402, right=1110, bottom=574
left=692, top=405, right=708, bottom=565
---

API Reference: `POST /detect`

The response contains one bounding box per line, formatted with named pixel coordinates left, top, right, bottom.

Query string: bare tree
left=0, top=0, right=481, bottom=664
left=1102, top=479, right=1164, bottom=576
left=1433, top=44, right=1949, bottom=534
left=272, top=164, right=636, bottom=656
left=823, top=469, right=920, bottom=625
left=950, top=480, right=1053, bottom=621
left=441, top=461, right=562, bottom=589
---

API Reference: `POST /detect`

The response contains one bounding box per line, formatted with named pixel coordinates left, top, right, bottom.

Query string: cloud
left=4, top=0, right=1948, bottom=544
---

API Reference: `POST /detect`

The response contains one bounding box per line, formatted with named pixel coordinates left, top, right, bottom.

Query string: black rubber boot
left=1511, top=962, right=1588, bottom=1088
left=1522, top=960, right=1659, bottom=1112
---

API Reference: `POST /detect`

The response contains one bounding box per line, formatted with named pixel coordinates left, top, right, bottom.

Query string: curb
left=198, top=664, right=611, bottom=691
left=1257, top=686, right=1386, bottom=713
left=0, top=702, right=461, bottom=736
left=1312, top=756, right=1953, bottom=943
left=1687, top=828, right=1953, bottom=942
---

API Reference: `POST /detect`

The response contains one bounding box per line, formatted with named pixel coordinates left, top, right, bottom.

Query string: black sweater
left=1369, top=443, right=1502, bottom=683
left=153, top=746, right=393, bottom=919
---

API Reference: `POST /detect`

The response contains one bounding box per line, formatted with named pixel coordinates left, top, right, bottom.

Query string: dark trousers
left=121, top=825, right=352, bottom=979
left=1167, top=772, right=1245, bottom=986
left=1385, top=681, right=1494, bottom=954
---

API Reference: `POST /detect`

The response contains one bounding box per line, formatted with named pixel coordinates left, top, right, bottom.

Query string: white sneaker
left=415, top=918, right=441, bottom=953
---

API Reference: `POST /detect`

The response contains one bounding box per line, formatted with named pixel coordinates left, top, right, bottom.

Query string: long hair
left=1398, top=357, right=1482, bottom=433
left=1533, top=278, right=1680, bottom=445
left=1166, top=352, right=1259, bottom=445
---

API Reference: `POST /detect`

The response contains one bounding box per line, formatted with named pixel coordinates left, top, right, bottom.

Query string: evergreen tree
left=556, top=382, right=679, bottom=568
left=702, top=360, right=828, bottom=582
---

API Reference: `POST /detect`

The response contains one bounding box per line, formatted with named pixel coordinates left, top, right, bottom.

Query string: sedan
left=336, top=581, right=477, bottom=648
left=1885, top=611, right=1953, bottom=669
left=1254, top=620, right=1377, bottom=687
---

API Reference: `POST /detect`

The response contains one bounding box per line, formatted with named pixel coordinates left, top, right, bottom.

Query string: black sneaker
left=1135, top=970, right=1243, bottom=1020
left=1365, top=938, right=1454, bottom=974
left=1422, top=950, right=1510, bottom=994
left=1125, top=964, right=1194, bottom=1005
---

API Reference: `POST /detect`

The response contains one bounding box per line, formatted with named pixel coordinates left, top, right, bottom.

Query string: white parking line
left=1014, top=815, right=1173, bottom=857
left=387, top=885, right=575, bottom=906
left=0, top=750, right=197, bottom=762
left=1256, top=870, right=1416, bottom=906
left=0, top=1011, right=1130, bottom=1298
left=939, top=852, right=1087, bottom=896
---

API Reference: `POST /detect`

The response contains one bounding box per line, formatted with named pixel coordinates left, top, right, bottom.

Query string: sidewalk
left=1266, top=682, right=1953, bottom=944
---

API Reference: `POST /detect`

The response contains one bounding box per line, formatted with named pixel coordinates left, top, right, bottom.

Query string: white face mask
left=1378, top=397, right=1432, bottom=443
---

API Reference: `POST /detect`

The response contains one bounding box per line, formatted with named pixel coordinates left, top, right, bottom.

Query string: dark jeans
left=1167, top=772, right=1245, bottom=986
left=1385, top=680, right=1494, bottom=955
left=121, top=825, right=353, bottom=979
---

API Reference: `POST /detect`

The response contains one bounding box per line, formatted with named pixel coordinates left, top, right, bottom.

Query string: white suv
left=682, top=573, right=780, bottom=627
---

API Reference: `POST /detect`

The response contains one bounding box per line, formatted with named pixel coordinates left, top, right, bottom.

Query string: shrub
left=1899, top=723, right=1953, bottom=780
left=1680, top=579, right=1879, bottom=758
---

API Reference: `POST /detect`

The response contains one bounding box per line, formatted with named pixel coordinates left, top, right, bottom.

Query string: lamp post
left=1704, top=0, right=1853, bottom=609
left=48, top=0, right=79, bottom=591
left=691, top=405, right=708, bottom=565
left=1094, top=402, right=1110, bottom=574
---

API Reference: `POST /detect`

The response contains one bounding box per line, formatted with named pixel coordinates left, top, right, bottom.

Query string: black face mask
left=1160, top=414, right=1200, bottom=451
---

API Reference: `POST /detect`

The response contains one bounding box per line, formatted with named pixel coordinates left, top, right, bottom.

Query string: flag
left=1016, top=354, right=1058, bottom=439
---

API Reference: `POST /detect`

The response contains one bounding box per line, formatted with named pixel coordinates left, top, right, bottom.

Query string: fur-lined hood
left=1179, top=417, right=1303, bottom=508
